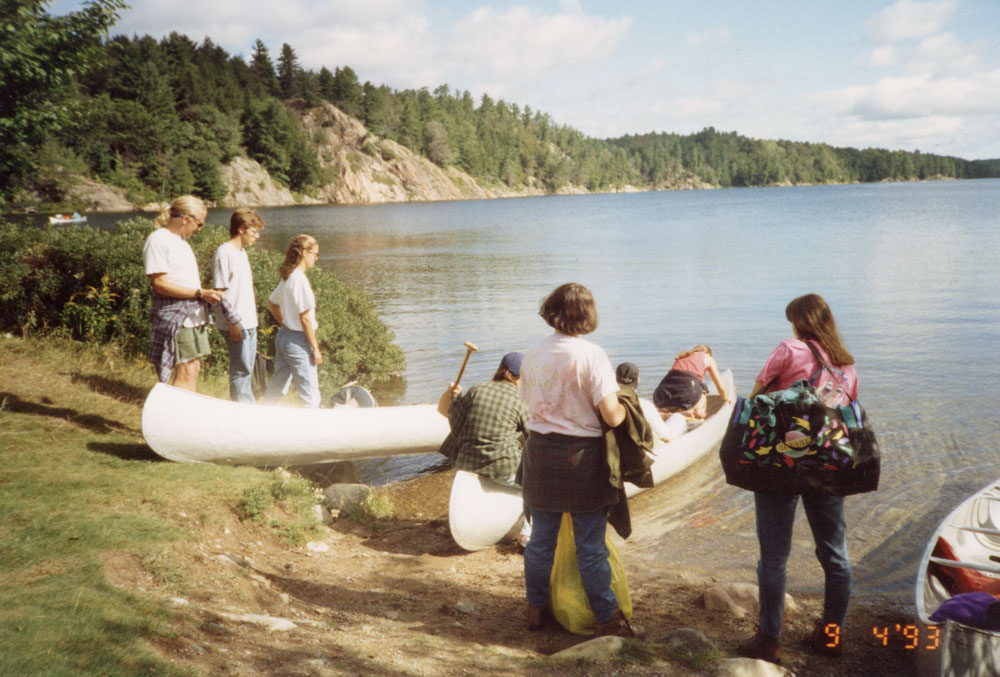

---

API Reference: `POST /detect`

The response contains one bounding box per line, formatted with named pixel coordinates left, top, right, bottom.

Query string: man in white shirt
left=213, top=209, right=264, bottom=403
left=143, top=196, right=226, bottom=391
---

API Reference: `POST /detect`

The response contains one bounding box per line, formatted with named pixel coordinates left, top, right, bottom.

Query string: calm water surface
left=68, top=180, right=1000, bottom=600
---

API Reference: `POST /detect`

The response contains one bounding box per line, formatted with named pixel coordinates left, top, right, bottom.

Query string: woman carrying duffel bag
left=737, top=293, right=862, bottom=664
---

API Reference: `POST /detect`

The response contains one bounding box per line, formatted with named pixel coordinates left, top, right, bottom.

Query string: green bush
left=0, top=218, right=405, bottom=396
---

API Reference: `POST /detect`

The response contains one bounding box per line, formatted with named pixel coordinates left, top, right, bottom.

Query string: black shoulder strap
left=804, top=341, right=848, bottom=389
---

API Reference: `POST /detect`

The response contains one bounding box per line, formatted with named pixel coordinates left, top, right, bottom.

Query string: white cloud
left=447, top=6, right=631, bottom=79
left=816, top=70, right=1000, bottom=120
left=684, top=26, right=732, bottom=48
left=869, top=45, right=897, bottom=67
left=867, top=0, right=958, bottom=42
left=909, top=32, right=980, bottom=76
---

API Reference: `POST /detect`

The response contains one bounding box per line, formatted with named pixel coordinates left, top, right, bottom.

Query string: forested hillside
left=3, top=1, right=998, bottom=211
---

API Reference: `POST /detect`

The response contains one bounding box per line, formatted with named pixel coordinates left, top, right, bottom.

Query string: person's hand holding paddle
left=437, top=341, right=478, bottom=416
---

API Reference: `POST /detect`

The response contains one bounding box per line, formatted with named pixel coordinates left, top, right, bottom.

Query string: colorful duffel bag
left=719, top=380, right=880, bottom=496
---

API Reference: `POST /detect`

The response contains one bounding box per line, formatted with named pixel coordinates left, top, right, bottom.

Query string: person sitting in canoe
left=614, top=362, right=686, bottom=443
left=652, top=344, right=730, bottom=419
left=436, top=351, right=529, bottom=487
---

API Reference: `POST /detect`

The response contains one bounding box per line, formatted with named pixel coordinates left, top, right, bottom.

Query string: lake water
left=49, top=179, right=1000, bottom=600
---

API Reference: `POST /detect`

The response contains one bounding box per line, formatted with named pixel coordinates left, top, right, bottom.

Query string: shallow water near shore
left=69, top=180, right=1000, bottom=602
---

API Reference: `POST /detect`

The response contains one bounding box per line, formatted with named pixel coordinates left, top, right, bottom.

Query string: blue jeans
left=263, top=326, right=320, bottom=408
left=754, top=492, right=852, bottom=639
left=523, top=508, right=618, bottom=623
left=225, top=327, right=257, bottom=404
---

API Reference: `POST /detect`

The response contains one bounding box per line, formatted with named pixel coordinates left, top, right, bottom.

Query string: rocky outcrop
left=292, top=101, right=544, bottom=205
left=68, top=177, right=135, bottom=213
left=219, top=156, right=321, bottom=209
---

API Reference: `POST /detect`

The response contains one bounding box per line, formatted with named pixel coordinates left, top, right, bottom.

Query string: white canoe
left=141, top=382, right=450, bottom=466
left=626, top=368, right=735, bottom=499
left=915, top=479, right=1000, bottom=676
left=448, top=471, right=525, bottom=551
left=447, top=370, right=735, bottom=550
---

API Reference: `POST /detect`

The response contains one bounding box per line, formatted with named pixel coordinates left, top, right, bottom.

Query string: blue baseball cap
left=501, top=351, right=525, bottom=377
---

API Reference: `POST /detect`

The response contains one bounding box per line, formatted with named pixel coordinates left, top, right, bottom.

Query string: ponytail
left=278, top=234, right=318, bottom=280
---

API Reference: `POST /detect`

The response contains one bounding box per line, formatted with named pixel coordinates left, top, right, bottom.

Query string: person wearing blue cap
left=437, top=351, right=529, bottom=487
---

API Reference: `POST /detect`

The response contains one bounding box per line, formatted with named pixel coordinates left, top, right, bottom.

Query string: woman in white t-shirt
left=519, top=283, right=634, bottom=637
left=262, top=235, right=322, bottom=407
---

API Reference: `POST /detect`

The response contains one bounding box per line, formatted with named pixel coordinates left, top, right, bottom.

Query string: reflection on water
left=26, top=180, right=1000, bottom=600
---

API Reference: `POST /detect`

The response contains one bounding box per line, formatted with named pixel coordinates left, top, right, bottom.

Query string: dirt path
left=102, top=466, right=922, bottom=676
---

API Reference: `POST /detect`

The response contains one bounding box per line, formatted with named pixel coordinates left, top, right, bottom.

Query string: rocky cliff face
left=218, top=101, right=545, bottom=209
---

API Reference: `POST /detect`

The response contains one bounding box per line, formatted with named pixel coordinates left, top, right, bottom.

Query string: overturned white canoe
left=448, top=370, right=735, bottom=550
left=141, top=383, right=450, bottom=466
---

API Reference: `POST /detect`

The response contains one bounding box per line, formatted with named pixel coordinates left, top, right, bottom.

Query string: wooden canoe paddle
left=453, top=341, right=478, bottom=387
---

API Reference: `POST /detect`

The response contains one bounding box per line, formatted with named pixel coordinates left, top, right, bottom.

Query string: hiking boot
left=526, top=604, right=553, bottom=631
left=594, top=609, right=639, bottom=638
left=807, top=620, right=844, bottom=657
left=737, top=630, right=782, bottom=664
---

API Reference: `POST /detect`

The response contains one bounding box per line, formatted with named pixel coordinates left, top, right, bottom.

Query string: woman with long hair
left=262, top=235, right=322, bottom=407
left=518, top=283, right=634, bottom=637
left=739, top=293, right=859, bottom=664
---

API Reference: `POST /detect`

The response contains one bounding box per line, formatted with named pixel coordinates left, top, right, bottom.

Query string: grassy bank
left=0, top=335, right=319, bottom=675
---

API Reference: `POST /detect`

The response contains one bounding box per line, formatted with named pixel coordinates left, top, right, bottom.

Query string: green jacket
left=603, top=385, right=655, bottom=539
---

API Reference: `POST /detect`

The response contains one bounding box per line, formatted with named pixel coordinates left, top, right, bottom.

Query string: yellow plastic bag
left=549, top=512, right=632, bottom=634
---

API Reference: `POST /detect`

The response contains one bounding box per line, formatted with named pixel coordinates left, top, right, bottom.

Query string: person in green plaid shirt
left=437, top=352, right=529, bottom=485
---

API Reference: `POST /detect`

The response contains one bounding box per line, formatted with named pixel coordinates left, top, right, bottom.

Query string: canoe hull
left=915, top=479, right=1000, bottom=676
left=447, top=370, right=735, bottom=550
left=448, top=471, right=524, bottom=551
left=141, top=383, right=450, bottom=466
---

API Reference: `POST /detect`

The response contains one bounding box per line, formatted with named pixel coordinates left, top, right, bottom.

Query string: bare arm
left=436, top=383, right=462, bottom=417
left=597, top=392, right=626, bottom=428
left=148, top=273, right=223, bottom=303
left=268, top=300, right=283, bottom=325
left=705, top=356, right=729, bottom=402
left=299, top=310, right=322, bottom=365
left=749, top=380, right=767, bottom=398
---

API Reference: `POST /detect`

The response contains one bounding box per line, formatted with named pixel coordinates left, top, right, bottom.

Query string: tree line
left=2, top=0, right=998, bottom=210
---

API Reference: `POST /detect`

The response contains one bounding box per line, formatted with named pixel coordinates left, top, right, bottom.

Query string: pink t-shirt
left=672, top=350, right=708, bottom=379
left=756, top=338, right=859, bottom=401
left=520, top=332, right=619, bottom=437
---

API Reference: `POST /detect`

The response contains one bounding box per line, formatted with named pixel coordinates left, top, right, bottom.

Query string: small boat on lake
left=48, top=212, right=87, bottom=225
left=448, top=370, right=735, bottom=550
left=915, top=479, right=1000, bottom=676
left=141, top=383, right=449, bottom=466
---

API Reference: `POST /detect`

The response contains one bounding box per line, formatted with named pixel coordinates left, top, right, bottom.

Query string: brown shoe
left=526, top=604, right=553, bottom=631
left=737, top=631, right=782, bottom=664
left=594, top=609, right=638, bottom=637
left=808, top=620, right=844, bottom=657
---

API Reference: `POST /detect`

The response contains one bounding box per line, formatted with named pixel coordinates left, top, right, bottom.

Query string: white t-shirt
left=142, top=227, right=208, bottom=327
left=520, top=332, right=619, bottom=437
left=268, top=268, right=317, bottom=332
left=212, top=241, right=257, bottom=330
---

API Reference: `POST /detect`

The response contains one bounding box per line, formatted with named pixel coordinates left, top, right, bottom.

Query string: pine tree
left=277, top=43, right=301, bottom=99
left=249, top=39, right=279, bottom=97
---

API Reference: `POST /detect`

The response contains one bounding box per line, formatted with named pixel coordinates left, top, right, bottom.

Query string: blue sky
left=52, top=0, right=1000, bottom=159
